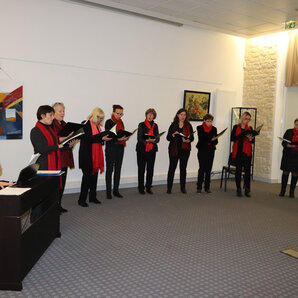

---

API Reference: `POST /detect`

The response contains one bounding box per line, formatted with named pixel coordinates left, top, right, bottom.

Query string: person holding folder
left=30, top=105, right=63, bottom=171
left=105, top=105, right=128, bottom=199
left=52, top=102, right=76, bottom=213
left=136, top=108, right=160, bottom=195
left=78, top=108, right=111, bottom=207
left=279, top=118, right=298, bottom=198
left=231, top=112, right=255, bottom=197
left=166, top=108, right=194, bottom=194
left=196, top=113, right=218, bottom=194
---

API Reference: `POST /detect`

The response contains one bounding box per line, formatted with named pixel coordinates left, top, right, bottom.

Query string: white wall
left=284, top=87, right=298, bottom=129
left=0, top=0, right=245, bottom=192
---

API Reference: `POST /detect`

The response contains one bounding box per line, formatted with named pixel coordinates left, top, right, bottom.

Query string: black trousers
left=137, top=151, right=156, bottom=191
left=105, top=145, right=124, bottom=193
left=59, top=167, right=68, bottom=204
left=235, top=153, right=251, bottom=190
left=167, top=150, right=190, bottom=191
left=79, top=170, right=99, bottom=203
left=197, top=150, right=215, bottom=191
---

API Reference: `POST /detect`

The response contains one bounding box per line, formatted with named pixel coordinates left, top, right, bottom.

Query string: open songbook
left=278, top=137, right=298, bottom=145
left=213, top=127, right=228, bottom=139
left=62, top=128, right=85, bottom=146
left=244, top=124, right=263, bottom=137
left=57, top=122, right=84, bottom=137
left=144, top=131, right=166, bottom=140
left=179, top=131, right=196, bottom=140
left=107, top=124, right=138, bottom=139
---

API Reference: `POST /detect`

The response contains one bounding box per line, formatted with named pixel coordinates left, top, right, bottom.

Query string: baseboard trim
left=63, top=171, right=277, bottom=194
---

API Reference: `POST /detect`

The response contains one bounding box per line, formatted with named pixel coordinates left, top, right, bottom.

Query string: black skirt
left=280, top=149, right=298, bottom=172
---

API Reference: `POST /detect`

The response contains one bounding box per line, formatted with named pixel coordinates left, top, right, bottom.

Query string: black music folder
left=57, top=122, right=84, bottom=136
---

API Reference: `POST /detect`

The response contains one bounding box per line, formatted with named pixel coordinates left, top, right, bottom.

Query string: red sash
left=111, top=114, right=126, bottom=147
left=292, top=128, right=298, bottom=151
left=36, top=122, right=61, bottom=170
left=90, top=121, right=104, bottom=174
left=232, top=124, right=252, bottom=158
left=144, top=119, right=155, bottom=152
left=52, top=119, right=74, bottom=169
left=202, top=122, right=212, bottom=133
left=181, top=123, right=191, bottom=150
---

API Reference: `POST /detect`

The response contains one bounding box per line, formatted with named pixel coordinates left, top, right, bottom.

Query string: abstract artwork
left=0, top=85, right=23, bottom=139
left=183, top=90, right=211, bottom=121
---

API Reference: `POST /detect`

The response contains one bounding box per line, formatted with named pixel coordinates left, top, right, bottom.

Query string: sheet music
left=0, top=187, right=31, bottom=196
left=28, top=153, right=40, bottom=165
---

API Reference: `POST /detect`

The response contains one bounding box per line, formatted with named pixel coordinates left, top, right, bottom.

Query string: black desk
left=0, top=176, right=60, bottom=291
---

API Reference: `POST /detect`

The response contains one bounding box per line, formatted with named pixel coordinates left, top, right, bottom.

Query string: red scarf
left=111, top=114, right=126, bottom=147
left=292, top=128, right=298, bottom=151
left=52, top=119, right=74, bottom=169
left=144, top=119, right=155, bottom=152
left=36, top=122, right=61, bottom=170
left=232, top=124, right=252, bottom=158
left=90, top=120, right=104, bottom=174
left=202, top=122, right=212, bottom=133
left=181, top=123, right=191, bottom=150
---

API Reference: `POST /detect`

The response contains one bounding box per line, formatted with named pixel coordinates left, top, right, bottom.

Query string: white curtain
left=285, top=31, right=298, bottom=87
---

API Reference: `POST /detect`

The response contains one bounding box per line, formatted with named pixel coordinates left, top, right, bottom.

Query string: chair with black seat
left=220, top=154, right=244, bottom=192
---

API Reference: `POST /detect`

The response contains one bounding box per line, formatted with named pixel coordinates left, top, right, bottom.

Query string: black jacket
left=105, top=118, right=125, bottom=149
left=196, top=125, right=218, bottom=152
left=136, top=121, right=160, bottom=153
left=231, top=124, right=254, bottom=158
left=79, top=120, right=104, bottom=173
left=280, top=128, right=298, bottom=172
left=30, top=123, right=59, bottom=170
left=166, top=122, right=194, bottom=155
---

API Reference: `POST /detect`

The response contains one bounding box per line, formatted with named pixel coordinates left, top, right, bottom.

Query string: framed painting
left=183, top=90, right=211, bottom=121
left=0, top=83, right=23, bottom=139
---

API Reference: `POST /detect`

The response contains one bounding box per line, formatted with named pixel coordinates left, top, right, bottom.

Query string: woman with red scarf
left=166, top=108, right=194, bottom=194
left=136, top=108, right=160, bottom=195
left=231, top=111, right=255, bottom=197
left=78, top=108, right=111, bottom=207
left=279, top=118, right=298, bottom=198
left=52, top=102, right=76, bottom=213
left=105, top=105, right=128, bottom=199
left=196, top=113, right=218, bottom=193
left=30, top=105, right=63, bottom=172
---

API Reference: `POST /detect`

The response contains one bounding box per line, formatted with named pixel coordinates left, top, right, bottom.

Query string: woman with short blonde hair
left=231, top=111, right=255, bottom=197
left=52, top=102, right=76, bottom=213
left=78, top=107, right=111, bottom=207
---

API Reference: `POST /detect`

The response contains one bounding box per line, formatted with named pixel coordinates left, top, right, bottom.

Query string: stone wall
left=242, top=40, right=278, bottom=179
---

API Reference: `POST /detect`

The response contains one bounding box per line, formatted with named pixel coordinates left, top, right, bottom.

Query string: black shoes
left=113, top=191, right=123, bottom=198
left=166, top=189, right=172, bottom=194
left=237, top=189, right=242, bottom=197
left=139, top=190, right=145, bottom=195
left=146, top=189, right=153, bottom=194
left=181, top=188, right=187, bottom=194
left=89, top=198, right=101, bottom=204
left=244, top=189, right=251, bottom=197
left=78, top=201, right=89, bottom=207
left=205, top=189, right=212, bottom=194
left=197, top=189, right=202, bottom=193
left=59, top=206, right=68, bottom=213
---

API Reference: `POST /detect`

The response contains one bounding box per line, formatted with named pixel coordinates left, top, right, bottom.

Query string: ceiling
left=66, top=0, right=298, bottom=37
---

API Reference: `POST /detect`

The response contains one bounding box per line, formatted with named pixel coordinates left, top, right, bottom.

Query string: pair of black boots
left=237, top=188, right=250, bottom=197
left=279, top=174, right=297, bottom=198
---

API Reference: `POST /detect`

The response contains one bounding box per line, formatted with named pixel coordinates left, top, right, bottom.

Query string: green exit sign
left=285, top=21, right=296, bottom=29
